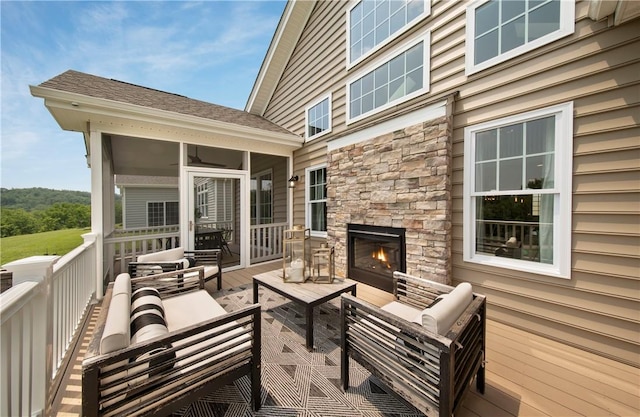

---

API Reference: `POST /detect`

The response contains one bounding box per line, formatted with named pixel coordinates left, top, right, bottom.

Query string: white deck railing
left=0, top=234, right=97, bottom=417
left=250, top=222, right=286, bottom=263
left=105, top=229, right=180, bottom=278
left=105, top=223, right=286, bottom=273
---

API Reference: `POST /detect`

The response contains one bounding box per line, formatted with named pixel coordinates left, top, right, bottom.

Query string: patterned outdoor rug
left=172, top=284, right=423, bottom=417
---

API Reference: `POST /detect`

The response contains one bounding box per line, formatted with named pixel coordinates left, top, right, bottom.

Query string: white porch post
left=89, top=129, right=105, bottom=299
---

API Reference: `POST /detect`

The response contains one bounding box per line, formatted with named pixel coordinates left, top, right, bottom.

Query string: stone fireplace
left=327, top=115, right=453, bottom=288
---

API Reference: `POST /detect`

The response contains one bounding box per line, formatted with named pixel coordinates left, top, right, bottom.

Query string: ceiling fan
left=186, top=146, right=225, bottom=168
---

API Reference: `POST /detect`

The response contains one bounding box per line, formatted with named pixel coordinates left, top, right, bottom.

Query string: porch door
left=188, top=172, right=247, bottom=270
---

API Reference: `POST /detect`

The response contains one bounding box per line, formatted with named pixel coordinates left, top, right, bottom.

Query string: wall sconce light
left=288, top=175, right=299, bottom=188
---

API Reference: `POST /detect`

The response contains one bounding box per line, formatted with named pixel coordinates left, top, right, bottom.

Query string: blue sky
left=1, top=0, right=286, bottom=192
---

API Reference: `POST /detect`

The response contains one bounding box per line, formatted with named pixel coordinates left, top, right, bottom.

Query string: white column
left=89, top=129, right=105, bottom=299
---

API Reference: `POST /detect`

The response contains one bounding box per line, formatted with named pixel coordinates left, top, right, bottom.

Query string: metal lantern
left=311, top=245, right=335, bottom=284
left=282, top=226, right=310, bottom=282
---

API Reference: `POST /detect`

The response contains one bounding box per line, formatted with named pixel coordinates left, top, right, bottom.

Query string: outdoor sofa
left=128, top=247, right=222, bottom=290
left=82, top=267, right=261, bottom=416
left=341, top=271, right=486, bottom=417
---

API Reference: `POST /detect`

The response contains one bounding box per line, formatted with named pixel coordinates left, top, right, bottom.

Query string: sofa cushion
left=100, top=293, right=131, bottom=354
left=162, top=290, right=251, bottom=374
left=112, top=273, right=131, bottom=298
left=416, top=283, right=473, bottom=336
left=136, top=247, right=185, bottom=263
left=162, top=290, right=228, bottom=331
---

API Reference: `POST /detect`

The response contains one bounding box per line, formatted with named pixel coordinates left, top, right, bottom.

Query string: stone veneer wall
left=326, top=115, right=453, bottom=285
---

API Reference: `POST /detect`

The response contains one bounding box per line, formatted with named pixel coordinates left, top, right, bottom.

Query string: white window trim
left=305, top=164, right=328, bottom=238
left=346, top=28, right=430, bottom=125
left=465, top=0, right=575, bottom=76
left=251, top=169, right=274, bottom=225
left=147, top=200, right=179, bottom=227
left=463, top=102, right=573, bottom=279
left=305, top=93, right=332, bottom=141
left=346, top=0, right=431, bottom=69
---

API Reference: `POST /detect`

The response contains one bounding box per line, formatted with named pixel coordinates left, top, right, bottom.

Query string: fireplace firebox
left=347, top=224, right=406, bottom=293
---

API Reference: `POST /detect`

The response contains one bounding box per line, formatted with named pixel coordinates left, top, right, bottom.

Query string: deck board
left=51, top=264, right=640, bottom=417
left=489, top=325, right=639, bottom=413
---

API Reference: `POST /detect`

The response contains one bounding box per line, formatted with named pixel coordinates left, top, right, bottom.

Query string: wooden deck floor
left=53, top=261, right=640, bottom=416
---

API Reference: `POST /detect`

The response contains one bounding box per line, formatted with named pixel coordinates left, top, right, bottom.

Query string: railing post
left=2, top=256, right=57, bottom=417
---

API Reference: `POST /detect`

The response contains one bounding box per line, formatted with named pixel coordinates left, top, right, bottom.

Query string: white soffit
left=327, top=100, right=447, bottom=152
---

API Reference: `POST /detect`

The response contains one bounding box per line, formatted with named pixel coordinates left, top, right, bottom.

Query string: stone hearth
left=327, top=115, right=452, bottom=285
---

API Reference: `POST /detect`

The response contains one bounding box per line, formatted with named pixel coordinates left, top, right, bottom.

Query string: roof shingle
left=39, top=70, right=293, bottom=135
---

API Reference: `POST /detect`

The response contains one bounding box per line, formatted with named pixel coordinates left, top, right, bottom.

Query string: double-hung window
left=348, top=0, right=430, bottom=66
left=306, top=94, right=332, bottom=140
left=347, top=29, right=430, bottom=123
left=147, top=201, right=179, bottom=227
left=306, top=165, right=327, bottom=237
left=463, top=102, right=573, bottom=278
left=466, top=0, right=574, bottom=75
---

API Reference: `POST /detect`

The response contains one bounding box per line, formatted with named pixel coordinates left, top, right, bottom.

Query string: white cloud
left=1, top=1, right=285, bottom=191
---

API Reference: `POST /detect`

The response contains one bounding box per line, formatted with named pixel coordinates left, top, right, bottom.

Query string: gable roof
left=245, top=1, right=316, bottom=115
left=37, top=69, right=294, bottom=136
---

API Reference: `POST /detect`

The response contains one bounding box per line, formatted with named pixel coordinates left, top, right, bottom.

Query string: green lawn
left=0, top=228, right=90, bottom=266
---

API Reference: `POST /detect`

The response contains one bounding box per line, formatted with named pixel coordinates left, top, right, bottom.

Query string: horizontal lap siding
left=450, top=2, right=640, bottom=366
left=262, top=0, right=639, bottom=366
left=124, top=187, right=179, bottom=228
left=265, top=0, right=347, bottom=230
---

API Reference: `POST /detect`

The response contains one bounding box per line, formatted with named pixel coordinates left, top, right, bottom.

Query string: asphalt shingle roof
left=39, top=70, right=293, bottom=135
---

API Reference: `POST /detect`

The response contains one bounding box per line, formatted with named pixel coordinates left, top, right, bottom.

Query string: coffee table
left=253, top=270, right=357, bottom=350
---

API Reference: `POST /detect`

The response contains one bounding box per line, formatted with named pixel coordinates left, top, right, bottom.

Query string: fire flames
left=372, top=247, right=392, bottom=269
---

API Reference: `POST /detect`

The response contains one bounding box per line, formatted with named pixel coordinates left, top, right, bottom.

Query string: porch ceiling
left=109, top=136, right=245, bottom=177
left=110, top=136, right=179, bottom=177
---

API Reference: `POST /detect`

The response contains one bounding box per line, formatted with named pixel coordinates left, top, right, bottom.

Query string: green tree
left=40, top=203, right=91, bottom=231
left=0, top=208, right=41, bottom=237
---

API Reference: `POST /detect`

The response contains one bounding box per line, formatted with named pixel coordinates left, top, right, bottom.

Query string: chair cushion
left=136, top=247, right=185, bottom=263
left=416, top=283, right=473, bottom=336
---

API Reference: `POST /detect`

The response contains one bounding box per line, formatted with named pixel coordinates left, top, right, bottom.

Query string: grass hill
left=1, top=187, right=91, bottom=211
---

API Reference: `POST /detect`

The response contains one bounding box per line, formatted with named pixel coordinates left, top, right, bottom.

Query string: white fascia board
left=327, top=100, right=447, bottom=152
left=245, top=1, right=315, bottom=115
left=31, top=85, right=303, bottom=148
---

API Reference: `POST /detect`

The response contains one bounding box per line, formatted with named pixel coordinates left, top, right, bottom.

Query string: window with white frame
left=251, top=170, right=273, bottom=225
left=463, top=102, right=573, bottom=278
left=147, top=201, right=179, bottom=227
left=196, top=182, right=208, bottom=218
left=348, top=0, right=430, bottom=66
left=306, top=94, right=332, bottom=140
left=347, top=29, right=429, bottom=123
left=306, top=165, right=327, bottom=236
left=466, top=0, right=574, bottom=75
